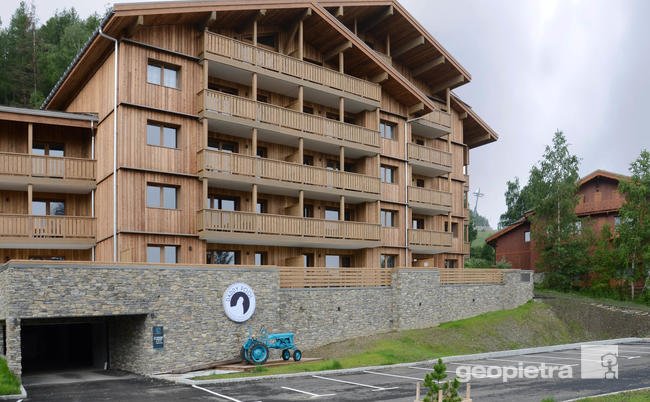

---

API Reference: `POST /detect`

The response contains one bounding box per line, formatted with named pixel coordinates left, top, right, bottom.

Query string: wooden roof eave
left=579, top=170, right=628, bottom=186
left=451, top=95, right=498, bottom=149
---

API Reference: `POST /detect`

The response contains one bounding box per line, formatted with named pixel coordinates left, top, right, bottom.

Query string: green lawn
left=577, top=389, right=650, bottom=401
left=193, top=301, right=586, bottom=380
left=0, top=357, right=21, bottom=396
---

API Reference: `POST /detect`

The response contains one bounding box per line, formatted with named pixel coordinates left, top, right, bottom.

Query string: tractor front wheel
left=248, top=343, right=269, bottom=365
left=281, top=349, right=291, bottom=361
left=293, top=349, right=302, bottom=361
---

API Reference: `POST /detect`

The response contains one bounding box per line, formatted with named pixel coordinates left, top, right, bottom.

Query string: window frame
left=146, top=184, right=179, bottom=210
left=380, top=254, right=396, bottom=268
left=381, top=165, right=396, bottom=184
left=381, top=209, right=396, bottom=227
left=146, top=121, right=179, bottom=149
left=380, top=120, right=396, bottom=140
left=146, top=244, right=179, bottom=264
left=147, top=60, right=180, bottom=89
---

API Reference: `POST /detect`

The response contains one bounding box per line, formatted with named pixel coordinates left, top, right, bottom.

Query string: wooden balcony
left=197, top=209, right=381, bottom=249
left=407, top=143, right=452, bottom=176
left=280, top=266, right=392, bottom=288
left=575, top=198, right=623, bottom=215
left=0, top=214, right=96, bottom=249
left=411, top=109, right=452, bottom=139
left=198, top=90, right=380, bottom=155
left=198, top=149, right=380, bottom=202
left=408, top=186, right=452, bottom=215
left=202, top=31, right=381, bottom=106
left=0, top=152, right=96, bottom=192
left=408, top=229, right=452, bottom=254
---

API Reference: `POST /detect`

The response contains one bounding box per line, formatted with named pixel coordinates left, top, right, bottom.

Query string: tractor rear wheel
left=281, top=349, right=291, bottom=361
left=293, top=349, right=302, bottom=361
left=248, top=343, right=269, bottom=365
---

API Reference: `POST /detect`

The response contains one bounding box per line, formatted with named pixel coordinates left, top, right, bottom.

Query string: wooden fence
left=203, top=31, right=381, bottom=102
left=198, top=149, right=380, bottom=194
left=280, top=266, right=392, bottom=288
left=200, top=89, right=381, bottom=148
left=407, top=143, right=452, bottom=167
left=0, top=214, right=96, bottom=239
left=437, top=268, right=505, bottom=284
left=0, top=152, right=96, bottom=180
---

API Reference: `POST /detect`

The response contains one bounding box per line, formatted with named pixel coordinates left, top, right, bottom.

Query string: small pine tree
left=423, top=358, right=462, bottom=402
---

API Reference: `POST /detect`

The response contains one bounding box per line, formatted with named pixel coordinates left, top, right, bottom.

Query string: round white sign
left=222, top=282, right=256, bottom=322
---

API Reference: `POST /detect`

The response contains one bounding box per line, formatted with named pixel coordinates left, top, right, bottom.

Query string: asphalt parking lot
left=23, top=341, right=650, bottom=402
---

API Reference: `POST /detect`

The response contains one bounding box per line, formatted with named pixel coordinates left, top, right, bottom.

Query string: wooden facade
left=8, top=0, right=501, bottom=268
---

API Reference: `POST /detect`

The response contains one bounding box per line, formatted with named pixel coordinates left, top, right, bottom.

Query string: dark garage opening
left=21, top=321, right=107, bottom=373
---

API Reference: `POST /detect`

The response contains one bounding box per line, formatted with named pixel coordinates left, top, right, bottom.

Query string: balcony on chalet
left=408, top=186, right=452, bottom=215
left=408, top=229, right=452, bottom=254
left=0, top=152, right=96, bottom=193
left=198, top=90, right=380, bottom=156
left=0, top=214, right=96, bottom=249
left=197, top=209, right=381, bottom=249
left=201, top=31, right=381, bottom=112
left=411, top=109, right=452, bottom=139
left=197, top=149, right=380, bottom=203
left=407, top=142, right=452, bottom=177
left=575, top=197, right=623, bottom=216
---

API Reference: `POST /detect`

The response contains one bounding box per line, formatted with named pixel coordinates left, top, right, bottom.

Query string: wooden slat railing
left=407, top=143, right=452, bottom=168
left=198, top=149, right=380, bottom=195
left=421, top=109, right=452, bottom=129
left=0, top=214, right=96, bottom=239
left=575, top=198, right=623, bottom=215
left=408, top=186, right=452, bottom=208
left=203, top=31, right=381, bottom=102
left=200, top=89, right=380, bottom=148
left=408, top=229, right=452, bottom=248
left=198, top=209, right=381, bottom=241
left=437, top=268, right=505, bottom=284
left=0, top=152, right=96, bottom=180
left=280, top=266, right=392, bottom=288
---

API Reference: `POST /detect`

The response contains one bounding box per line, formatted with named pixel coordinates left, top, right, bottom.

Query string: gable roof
left=579, top=169, right=628, bottom=187
left=485, top=210, right=533, bottom=246
left=43, top=0, right=444, bottom=114
left=450, top=93, right=498, bottom=148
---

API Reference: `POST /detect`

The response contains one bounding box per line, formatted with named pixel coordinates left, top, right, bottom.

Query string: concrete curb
left=0, top=385, right=27, bottom=400
left=157, top=337, right=647, bottom=385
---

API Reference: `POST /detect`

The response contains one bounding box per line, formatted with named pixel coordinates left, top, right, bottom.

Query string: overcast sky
left=2, top=0, right=649, bottom=228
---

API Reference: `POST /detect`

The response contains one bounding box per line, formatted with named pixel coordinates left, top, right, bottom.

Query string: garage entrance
left=21, top=320, right=108, bottom=373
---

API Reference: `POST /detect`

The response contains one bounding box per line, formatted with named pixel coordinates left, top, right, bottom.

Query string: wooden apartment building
left=1, top=0, right=498, bottom=269
left=486, top=170, right=627, bottom=270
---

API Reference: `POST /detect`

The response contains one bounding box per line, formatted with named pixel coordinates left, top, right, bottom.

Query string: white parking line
left=363, top=370, right=422, bottom=381
left=281, top=386, right=336, bottom=398
left=312, top=375, right=399, bottom=392
left=407, top=366, right=458, bottom=375
left=485, top=358, right=579, bottom=367
left=523, top=354, right=603, bottom=363
left=191, top=384, right=245, bottom=402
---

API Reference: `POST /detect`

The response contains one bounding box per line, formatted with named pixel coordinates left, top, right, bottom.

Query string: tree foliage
left=423, top=358, right=462, bottom=402
left=0, top=3, right=101, bottom=107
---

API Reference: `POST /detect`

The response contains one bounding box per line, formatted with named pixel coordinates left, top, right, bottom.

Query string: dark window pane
left=49, top=144, right=64, bottom=157
left=50, top=201, right=65, bottom=216
left=32, top=144, right=46, bottom=155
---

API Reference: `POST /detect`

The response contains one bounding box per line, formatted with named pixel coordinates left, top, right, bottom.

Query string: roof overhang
left=451, top=94, right=498, bottom=149
left=0, top=105, right=96, bottom=128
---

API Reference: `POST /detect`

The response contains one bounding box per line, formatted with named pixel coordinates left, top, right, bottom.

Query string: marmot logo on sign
left=222, top=283, right=256, bottom=322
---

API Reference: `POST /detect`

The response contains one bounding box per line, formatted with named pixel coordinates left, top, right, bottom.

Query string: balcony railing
left=0, top=152, right=96, bottom=181
left=408, top=229, right=452, bottom=248
left=198, top=149, right=380, bottom=195
left=407, top=143, right=452, bottom=168
left=199, top=90, right=380, bottom=148
left=197, top=209, right=381, bottom=241
left=408, top=186, right=452, bottom=209
left=203, top=31, right=381, bottom=102
left=280, top=266, right=392, bottom=288
left=0, top=214, right=96, bottom=240
left=575, top=198, right=623, bottom=215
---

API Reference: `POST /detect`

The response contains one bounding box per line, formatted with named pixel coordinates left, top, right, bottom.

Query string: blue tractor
left=240, top=326, right=302, bottom=365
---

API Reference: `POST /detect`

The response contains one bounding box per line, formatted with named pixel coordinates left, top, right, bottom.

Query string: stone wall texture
left=0, top=262, right=533, bottom=378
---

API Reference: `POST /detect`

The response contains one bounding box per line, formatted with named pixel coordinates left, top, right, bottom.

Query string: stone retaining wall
left=0, top=262, right=533, bottom=378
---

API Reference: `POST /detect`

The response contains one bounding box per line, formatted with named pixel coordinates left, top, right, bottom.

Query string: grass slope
left=577, top=389, right=650, bottom=401
left=471, top=229, right=495, bottom=248
left=194, top=301, right=588, bottom=380
left=0, top=357, right=21, bottom=396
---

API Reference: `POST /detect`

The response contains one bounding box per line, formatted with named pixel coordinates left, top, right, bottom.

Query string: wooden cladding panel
left=95, top=116, right=114, bottom=180
left=119, top=106, right=201, bottom=175
left=0, top=120, right=29, bottom=153
left=116, top=233, right=205, bottom=264
left=65, top=52, right=116, bottom=120
left=118, top=170, right=200, bottom=234
left=0, top=248, right=92, bottom=261
left=119, top=42, right=202, bottom=116
left=0, top=190, right=91, bottom=216
left=132, top=24, right=201, bottom=57
left=95, top=176, right=114, bottom=241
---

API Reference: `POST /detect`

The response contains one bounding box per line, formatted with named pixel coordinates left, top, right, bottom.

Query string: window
left=381, top=210, right=396, bottom=227
left=254, top=252, right=268, bottom=266
left=614, top=216, right=621, bottom=227
left=380, top=121, right=396, bottom=140
left=412, top=218, right=424, bottom=229
left=29, top=256, right=65, bottom=261
left=326, top=112, right=339, bottom=121
left=415, top=139, right=425, bottom=146
left=256, top=200, right=267, bottom=214
left=344, top=163, right=355, bottom=173
left=464, top=224, right=469, bottom=242
left=444, top=221, right=449, bottom=232
left=416, top=179, right=425, bottom=188
left=451, top=222, right=458, bottom=238
left=381, top=254, right=396, bottom=268
left=444, top=259, right=456, bottom=268
left=244, top=33, right=277, bottom=50
left=303, top=155, right=314, bottom=166
left=575, top=221, right=582, bottom=234
left=256, top=147, right=267, bottom=158
left=326, top=255, right=351, bottom=268
left=207, top=250, right=239, bottom=265
left=147, top=245, right=178, bottom=263
left=147, top=62, right=178, bottom=89
left=344, top=209, right=354, bottom=222
left=32, top=200, right=65, bottom=216
left=146, top=184, right=178, bottom=209
left=208, top=83, right=238, bottom=96
left=208, top=139, right=238, bottom=153
left=303, top=106, right=314, bottom=115
left=303, top=204, right=314, bottom=218
left=33, top=143, right=64, bottom=157
left=464, top=190, right=469, bottom=208
left=381, top=165, right=396, bottom=183
left=257, top=94, right=269, bottom=103
left=147, top=123, right=178, bottom=148
left=326, top=160, right=340, bottom=170
left=303, top=253, right=314, bottom=267
left=325, top=208, right=339, bottom=221
left=210, top=196, right=239, bottom=211
left=524, top=231, right=531, bottom=243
